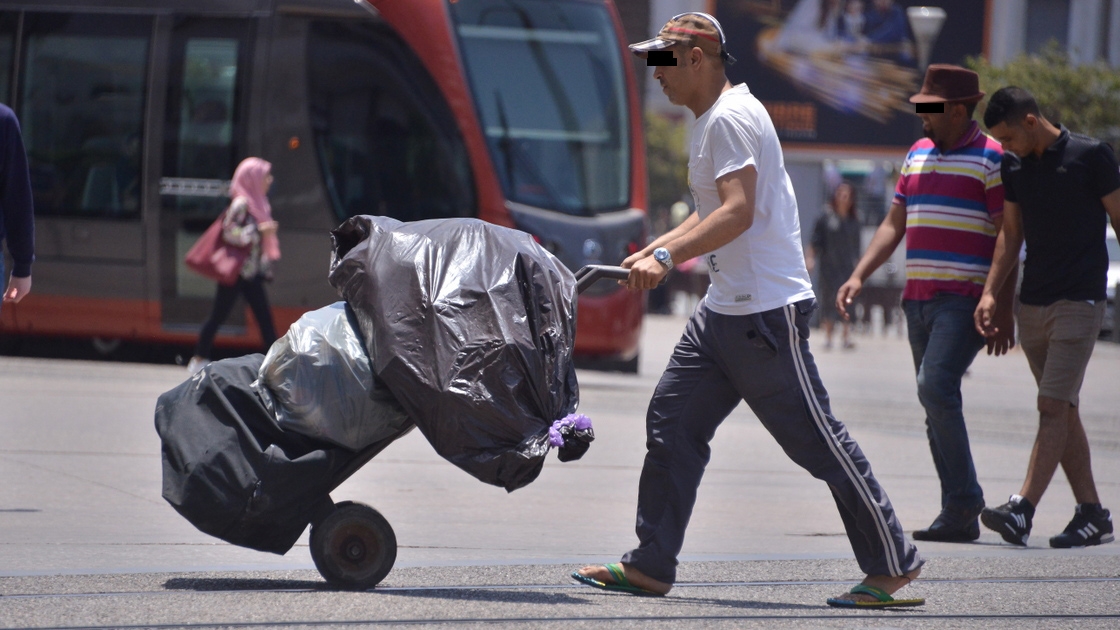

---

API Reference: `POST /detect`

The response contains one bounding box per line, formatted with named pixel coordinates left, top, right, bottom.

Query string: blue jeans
left=903, top=295, right=986, bottom=511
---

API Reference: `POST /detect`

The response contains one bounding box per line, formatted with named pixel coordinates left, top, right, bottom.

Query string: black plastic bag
left=254, top=302, right=412, bottom=451
left=154, top=354, right=408, bottom=554
left=328, top=216, right=580, bottom=491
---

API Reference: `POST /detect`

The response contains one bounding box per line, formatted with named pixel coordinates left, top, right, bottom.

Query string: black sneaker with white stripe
left=1049, top=504, right=1115, bottom=548
left=981, top=495, right=1034, bottom=546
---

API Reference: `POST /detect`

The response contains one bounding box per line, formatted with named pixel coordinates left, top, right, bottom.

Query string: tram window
left=164, top=35, right=243, bottom=220
left=175, top=38, right=239, bottom=183
left=19, top=14, right=150, bottom=220
left=307, top=20, right=475, bottom=222
left=450, top=0, right=629, bottom=216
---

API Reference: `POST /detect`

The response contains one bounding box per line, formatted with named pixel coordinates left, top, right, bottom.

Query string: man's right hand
left=619, top=251, right=642, bottom=286
left=835, top=277, right=862, bottom=321
left=624, top=254, right=669, bottom=291
left=973, top=293, right=998, bottom=338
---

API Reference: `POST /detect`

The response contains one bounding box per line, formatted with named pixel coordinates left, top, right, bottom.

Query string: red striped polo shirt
left=895, top=122, right=1004, bottom=301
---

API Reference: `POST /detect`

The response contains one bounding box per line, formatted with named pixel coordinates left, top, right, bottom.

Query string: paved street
left=1, top=314, right=1119, bottom=628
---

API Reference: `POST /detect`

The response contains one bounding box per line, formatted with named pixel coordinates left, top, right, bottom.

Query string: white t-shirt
left=687, top=83, right=814, bottom=316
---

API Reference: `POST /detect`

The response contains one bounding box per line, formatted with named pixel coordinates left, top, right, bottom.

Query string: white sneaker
left=186, top=356, right=208, bottom=375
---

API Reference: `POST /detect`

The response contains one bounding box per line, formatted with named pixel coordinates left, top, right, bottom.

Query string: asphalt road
left=1, top=314, right=1119, bottom=628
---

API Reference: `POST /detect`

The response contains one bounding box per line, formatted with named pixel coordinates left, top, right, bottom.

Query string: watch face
left=655, top=249, right=668, bottom=261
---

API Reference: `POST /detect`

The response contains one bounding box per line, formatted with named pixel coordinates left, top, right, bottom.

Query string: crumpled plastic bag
left=328, top=215, right=580, bottom=491
left=155, top=354, right=407, bottom=554
left=253, top=301, right=413, bottom=451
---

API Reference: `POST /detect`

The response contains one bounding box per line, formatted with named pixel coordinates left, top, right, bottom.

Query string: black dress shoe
left=913, top=504, right=984, bottom=542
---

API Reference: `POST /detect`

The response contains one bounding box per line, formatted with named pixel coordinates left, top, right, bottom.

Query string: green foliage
left=966, top=42, right=1120, bottom=144
left=644, top=112, right=689, bottom=233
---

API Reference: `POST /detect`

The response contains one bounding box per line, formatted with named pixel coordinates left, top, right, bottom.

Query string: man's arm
left=835, top=200, right=906, bottom=320
left=974, top=200, right=1024, bottom=337
left=623, top=211, right=700, bottom=267
left=983, top=213, right=1018, bottom=355
left=1, top=108, right=34, bottom=303
left=625, top=165, right=756, bottom=290
left=1104, top=187, right=1120, bottom=237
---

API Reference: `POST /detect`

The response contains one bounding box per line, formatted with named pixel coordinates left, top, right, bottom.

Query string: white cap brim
left=628, top=37, right=677, bottom=55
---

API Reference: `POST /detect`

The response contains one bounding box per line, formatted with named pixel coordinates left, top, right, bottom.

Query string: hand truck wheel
left=309, top=501, right=396, bottom=590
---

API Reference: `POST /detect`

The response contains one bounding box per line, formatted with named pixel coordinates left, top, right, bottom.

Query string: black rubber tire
left=309, top=501, right=396, bottom=590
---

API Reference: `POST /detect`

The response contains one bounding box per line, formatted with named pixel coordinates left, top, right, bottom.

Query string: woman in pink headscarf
left=187, top=157, right=281, bottom=374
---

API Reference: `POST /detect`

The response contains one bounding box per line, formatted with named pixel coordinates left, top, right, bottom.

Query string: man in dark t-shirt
left=975, top=86, right=1120, bottom=549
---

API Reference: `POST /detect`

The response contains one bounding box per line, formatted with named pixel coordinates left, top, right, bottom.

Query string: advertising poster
left=716, top=1, right=987, bottom=147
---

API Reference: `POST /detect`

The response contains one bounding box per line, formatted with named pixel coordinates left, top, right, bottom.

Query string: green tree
left=966, top=43, right=1120, bottom=144
left=644, top=112, right=689, bottom=235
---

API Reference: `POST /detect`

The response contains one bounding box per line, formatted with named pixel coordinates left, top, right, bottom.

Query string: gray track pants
left=620, top=298, right=922, bottom=584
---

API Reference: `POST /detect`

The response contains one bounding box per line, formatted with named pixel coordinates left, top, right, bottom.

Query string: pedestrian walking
left=572, top=13, right=924, bottom=608
left=0, top=103, right=33, bottom=312
left=186, top=157, right=280, bottom=374
left=975, top=86, right=1119, bottom=548
left=836, top=65, right=1014, bottom=543
left=807, top=181, right=861, bottom=349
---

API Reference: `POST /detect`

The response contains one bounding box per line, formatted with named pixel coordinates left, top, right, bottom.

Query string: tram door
left=158, top=18, right=253, bottom=332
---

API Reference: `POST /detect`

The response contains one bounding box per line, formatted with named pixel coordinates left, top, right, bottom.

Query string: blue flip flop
left=827, top=584, right=925, bottom=608
left=570, top=563, right=665, bottom=597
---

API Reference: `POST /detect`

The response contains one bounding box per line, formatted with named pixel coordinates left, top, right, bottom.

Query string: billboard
left=716, top=1, right=987, bottom=147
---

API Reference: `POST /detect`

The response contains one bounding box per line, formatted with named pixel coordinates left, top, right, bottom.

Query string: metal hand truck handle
left=574, top=265, right=630, bottom=294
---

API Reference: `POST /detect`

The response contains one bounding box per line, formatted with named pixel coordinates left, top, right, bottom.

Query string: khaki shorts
left=1018, top=300, right=1105, bottom=406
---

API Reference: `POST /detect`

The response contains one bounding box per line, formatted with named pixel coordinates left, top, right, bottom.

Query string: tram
left=0, top=0, right=647, bottom=369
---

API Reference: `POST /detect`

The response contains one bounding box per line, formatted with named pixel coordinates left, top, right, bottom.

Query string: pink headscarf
left=229, top=157, right=281, bottom=261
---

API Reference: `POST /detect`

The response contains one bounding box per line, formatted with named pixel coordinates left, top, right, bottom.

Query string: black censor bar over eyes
left=647, top=50, right=676, bottom=66
left=915, top=103, right=945, bottom=113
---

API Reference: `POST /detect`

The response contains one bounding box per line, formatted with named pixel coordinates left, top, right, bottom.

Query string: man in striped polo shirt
left=837, top=65, right=1017, bottom=542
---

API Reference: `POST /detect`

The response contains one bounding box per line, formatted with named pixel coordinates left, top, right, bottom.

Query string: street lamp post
left=907, top=6, right=947, bottom=72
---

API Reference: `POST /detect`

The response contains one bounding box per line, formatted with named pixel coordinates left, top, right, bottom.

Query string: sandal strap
left=849, top=584, right=892, bottom=602
left=604, top=563, right=632, bottom=588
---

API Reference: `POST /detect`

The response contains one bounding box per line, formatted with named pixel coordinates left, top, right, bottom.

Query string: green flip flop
left=570, top=563, right=666, bottom=597
left=827, top=583, right=925, bottom=608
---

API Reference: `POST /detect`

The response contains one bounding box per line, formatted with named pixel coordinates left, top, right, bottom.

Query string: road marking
left=4, top=575, right=1120, bottom=599
left=11, top=612, right=1120, bottom=630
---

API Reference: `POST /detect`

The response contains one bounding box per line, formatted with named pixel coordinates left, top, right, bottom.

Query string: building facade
left=988, top=0, right=1120, bottom=67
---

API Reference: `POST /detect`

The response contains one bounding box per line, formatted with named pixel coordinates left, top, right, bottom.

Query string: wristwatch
left=653, top=247, right=674, bottom=271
